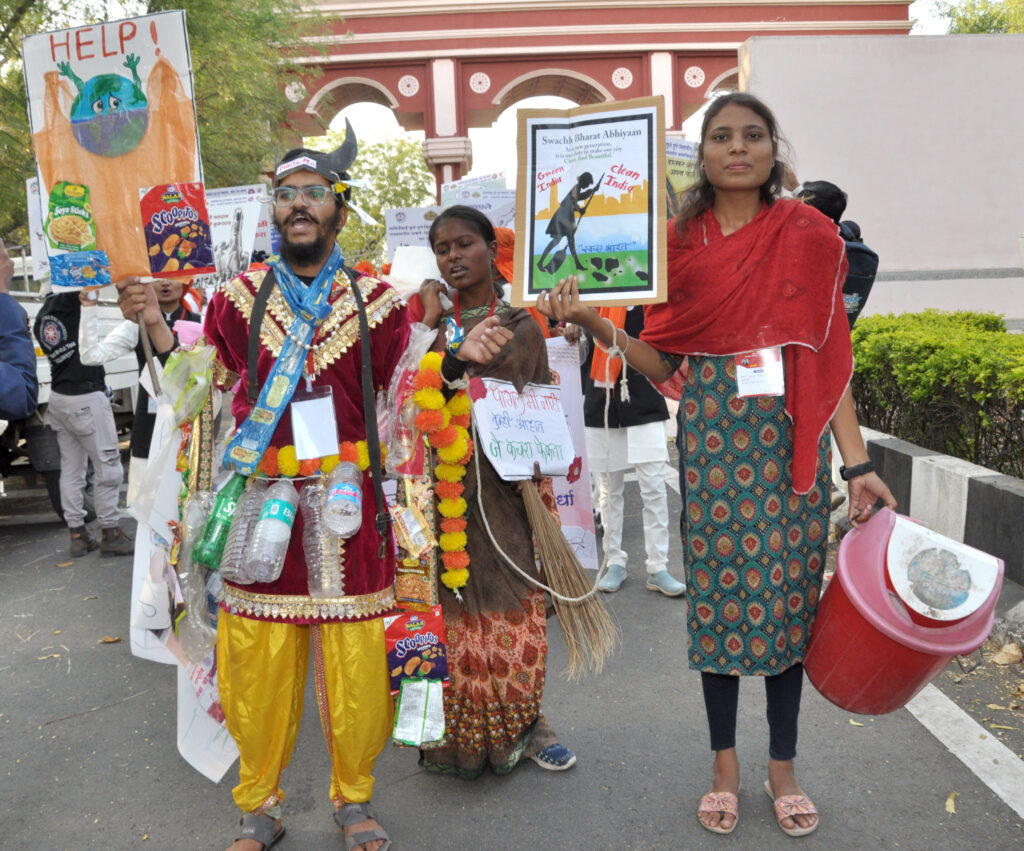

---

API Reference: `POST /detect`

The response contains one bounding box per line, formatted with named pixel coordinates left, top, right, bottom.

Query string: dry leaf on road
left=945, top=792, right=957, bottom=814
left=849, top=719, right=865, bottom=727
left=98, top=636, right=121, bottom=644
left=990, top=643, right=1022, bottom=665
left=36, top=654, right=60, bottom=660
left=57, top=561, right=72, bottom=568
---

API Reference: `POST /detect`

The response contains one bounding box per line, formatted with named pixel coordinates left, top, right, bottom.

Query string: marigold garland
left=257, top=440, right=382, bottom=478
left=413, top=351, right=475, bottom=592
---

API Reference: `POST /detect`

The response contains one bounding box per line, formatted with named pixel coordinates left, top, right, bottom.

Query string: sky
left=329, top=1, right=951, bottom=184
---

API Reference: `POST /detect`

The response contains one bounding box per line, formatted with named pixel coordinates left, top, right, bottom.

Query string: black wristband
left=440, top=351, right=469, bottom=385
left=839, top=460, right=875, bottom=481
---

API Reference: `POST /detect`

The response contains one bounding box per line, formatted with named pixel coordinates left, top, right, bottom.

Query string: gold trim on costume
left=222, top=270, right=404, bottom=379
left=220, top=585, right=396, bottom=622
left=211, top=357, right=239, bottom=391
left=310, top=625, right=336, bottom=758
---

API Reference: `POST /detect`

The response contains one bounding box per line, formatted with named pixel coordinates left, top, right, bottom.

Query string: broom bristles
left=522, top=482, right=620, bottom=680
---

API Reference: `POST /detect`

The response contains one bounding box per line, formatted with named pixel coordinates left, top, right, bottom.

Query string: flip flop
left=697, top=789, right=739, bottom=835
left=334, top=801, right=392, bottom=851
left=764, top=779, right=819, bottom=837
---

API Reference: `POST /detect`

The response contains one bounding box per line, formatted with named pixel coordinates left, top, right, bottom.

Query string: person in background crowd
left=538, top=92, right=896, bottom=839
left=0, top=239, right=38, bottom=421
left=583, top=306, right=683, bottom=597
left=795, top=181, right=879, bottom=328
left=78, top=278, right=200, bottom=504
left=33, top=290, right=133, bottom=557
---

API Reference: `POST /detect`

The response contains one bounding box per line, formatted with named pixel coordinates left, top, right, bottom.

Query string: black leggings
left=700, top=663, right=804, bottom=761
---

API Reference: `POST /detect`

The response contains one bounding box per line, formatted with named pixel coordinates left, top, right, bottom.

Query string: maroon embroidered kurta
left=204, top=267, right=409, bottom=623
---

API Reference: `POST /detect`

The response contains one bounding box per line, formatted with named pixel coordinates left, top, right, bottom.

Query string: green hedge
left=851, top=310, right=1024, bottom=477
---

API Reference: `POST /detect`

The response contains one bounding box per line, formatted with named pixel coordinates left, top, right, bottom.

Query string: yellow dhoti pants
left=217, top=609, right=393, bottom=814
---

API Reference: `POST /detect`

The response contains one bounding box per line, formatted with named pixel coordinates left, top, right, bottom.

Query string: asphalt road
left=2, top=475, right=1023, bottom=850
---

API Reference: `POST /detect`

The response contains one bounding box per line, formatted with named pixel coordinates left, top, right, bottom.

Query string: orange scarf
left=589, top=306, right=627, bottom=388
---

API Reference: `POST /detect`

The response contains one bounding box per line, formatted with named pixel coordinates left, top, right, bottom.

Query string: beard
left=277, top=205, right=343, bottom=269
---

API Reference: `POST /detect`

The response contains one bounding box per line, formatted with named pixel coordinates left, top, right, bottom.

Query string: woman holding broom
left=538, top=93, right=896, bottom=837
left=407, top=205, right=580, bottom=777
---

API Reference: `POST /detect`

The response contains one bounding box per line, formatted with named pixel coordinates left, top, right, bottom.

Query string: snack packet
left=46, top=181, right=96, bottom=251
left=139, top=182, right=216, bottom=277
left=383, top=605, right=448, bottom=695
left=49, top=250, right=111, bottom=289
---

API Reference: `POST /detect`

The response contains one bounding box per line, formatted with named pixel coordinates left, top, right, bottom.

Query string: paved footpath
left=2, top=476, right=1023, bottom=850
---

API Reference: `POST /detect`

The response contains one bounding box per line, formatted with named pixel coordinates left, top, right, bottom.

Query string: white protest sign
left=385, top=206, right=442, bottom=261
left=192, top=184, right=263, bottom=292
left=473, top=379, right=574, bottom=480
left=546, top=338, right=598, bottom=571
left=440, top=172, right=506, bottom=206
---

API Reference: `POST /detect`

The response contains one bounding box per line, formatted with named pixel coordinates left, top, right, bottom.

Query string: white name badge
left=735, top=347, right=785, bottom=398
left=290, top=385, right=339, bottom=460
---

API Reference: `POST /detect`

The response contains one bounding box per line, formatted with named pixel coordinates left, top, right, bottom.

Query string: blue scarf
left=224, top=245, right=345, bottom=475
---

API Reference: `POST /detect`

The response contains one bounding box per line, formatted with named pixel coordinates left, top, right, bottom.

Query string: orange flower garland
left=257, top=440, right=383, bottom=478
left=413, top=351, right=474, bottom=592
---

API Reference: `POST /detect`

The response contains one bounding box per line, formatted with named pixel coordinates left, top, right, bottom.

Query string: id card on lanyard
left=290, top=384, right=339, bottom=459
left=735, top=346, right=785, bottom=398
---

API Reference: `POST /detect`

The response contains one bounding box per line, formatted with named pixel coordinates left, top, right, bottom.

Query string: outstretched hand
left=535, top=276, right=596, bottom=328
left=847, top=472, right=897, bottom=527
left=456, top=315, right=513, bottom=365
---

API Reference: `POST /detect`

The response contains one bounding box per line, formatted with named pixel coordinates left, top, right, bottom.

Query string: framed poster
left=512, top=96, right=666, bottom=307
left=22, top=11, right=202, bottom=281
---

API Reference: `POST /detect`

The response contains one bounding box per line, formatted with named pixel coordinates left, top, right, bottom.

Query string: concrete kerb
left=859, top=426, right=1024, bottom=645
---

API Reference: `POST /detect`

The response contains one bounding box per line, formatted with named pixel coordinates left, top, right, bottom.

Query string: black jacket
left=582, top=306, right=668, bottom=429
left=33, top=292, right=105, bottom=396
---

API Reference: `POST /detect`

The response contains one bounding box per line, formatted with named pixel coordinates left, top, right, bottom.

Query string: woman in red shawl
left=539, top=93, right=896, bottom=838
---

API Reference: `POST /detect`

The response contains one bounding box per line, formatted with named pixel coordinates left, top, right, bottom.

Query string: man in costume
left=122, top=126, right=405, bottom=851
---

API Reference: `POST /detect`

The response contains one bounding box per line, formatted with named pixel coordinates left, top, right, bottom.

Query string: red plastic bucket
left=804, top=508, right=1003, bottom=715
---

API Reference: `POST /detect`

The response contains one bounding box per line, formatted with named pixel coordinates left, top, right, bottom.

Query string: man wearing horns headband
left=123, top=123, right=402, bottom=850
left=120, top=123, right=514, bottom=850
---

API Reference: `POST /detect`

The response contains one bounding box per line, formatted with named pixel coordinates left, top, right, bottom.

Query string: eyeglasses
left=272, top=185, right=332, bottom=207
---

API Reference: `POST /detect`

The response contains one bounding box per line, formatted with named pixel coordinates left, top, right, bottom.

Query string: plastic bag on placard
left=385, top=323, right=437, bottom=478
left=161, top=345, right=216, bottom=425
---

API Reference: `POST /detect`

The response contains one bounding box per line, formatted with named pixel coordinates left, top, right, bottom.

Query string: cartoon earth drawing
left=58, top=54, right=149, bottom=156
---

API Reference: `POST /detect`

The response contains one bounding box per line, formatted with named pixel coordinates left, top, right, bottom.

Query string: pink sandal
left=764, top=780, right=819, bottom=837
left=698, top=789, right=739, bottom=835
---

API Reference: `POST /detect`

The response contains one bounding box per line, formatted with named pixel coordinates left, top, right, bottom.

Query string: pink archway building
left=289, top=1, right=911, bottom=190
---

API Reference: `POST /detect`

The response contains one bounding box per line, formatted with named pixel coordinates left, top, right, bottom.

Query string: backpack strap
left=247, top=269, right=276, bottom=406
left=343, top=267, right=391, bottom=557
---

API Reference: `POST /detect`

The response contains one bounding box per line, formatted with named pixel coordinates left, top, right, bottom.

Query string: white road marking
left=905, top=683, right=1024, bottom=819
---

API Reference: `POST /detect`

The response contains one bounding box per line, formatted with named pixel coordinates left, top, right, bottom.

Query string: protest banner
left=22, top=11, right=202, bottom=282
left=440, top=172, right=506, bottom=206
left=546, top=337, right=598, bottom=571
left=512, top=96, right=666, bottom=307
left=666, top=137, right=699, bottom=218
left=384, top=206, right=443, bottom=261
left=191, top=184, right=265, bottom=300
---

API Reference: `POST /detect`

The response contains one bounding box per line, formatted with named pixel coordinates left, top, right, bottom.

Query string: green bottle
left=192, top=473, right=247, bottom=570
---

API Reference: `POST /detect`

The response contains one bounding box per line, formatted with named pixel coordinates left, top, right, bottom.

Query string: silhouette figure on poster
left=537, top=171, right=602, bottom=274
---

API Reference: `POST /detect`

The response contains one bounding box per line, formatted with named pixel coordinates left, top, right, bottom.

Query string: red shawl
left=641, top=199, right=851, bottom=493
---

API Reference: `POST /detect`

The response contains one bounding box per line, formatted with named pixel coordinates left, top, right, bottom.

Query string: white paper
left=176, top=664, right=239, bottom=783
left=393, top=678, right=445, bottom=746
left=291, top=393, right=338, bottom=460
left=128, top=526, right=177, bottom=664
left=474, top=379, right=574, bottom=480
left=386, top=245, right=443, bottom=301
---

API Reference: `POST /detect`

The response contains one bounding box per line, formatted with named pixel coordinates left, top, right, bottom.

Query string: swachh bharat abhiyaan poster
left=512, top=96, right=666, bottom=308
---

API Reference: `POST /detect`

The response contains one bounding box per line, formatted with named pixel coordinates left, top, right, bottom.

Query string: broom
left=520, top=478, right=620, bottom=680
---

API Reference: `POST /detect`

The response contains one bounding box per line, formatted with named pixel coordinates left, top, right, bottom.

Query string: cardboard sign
left=473, top=378, right=574, bottom=480
left=513, top=96, right=667, bottom=307
left=23, top=11, right=203, bottom=280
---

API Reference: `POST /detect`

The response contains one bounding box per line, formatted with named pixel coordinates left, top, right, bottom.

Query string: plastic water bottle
left=177, top=492, right=217, bottom=663
left=219, top=478, right=268, bottom=584
left=323, top=461, right=364, bottom=539
left=245, top=480, right=299, bottom=583
left=299, top=479, right=343, bottom=597
left=192, top=473, right=247, bottom=570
